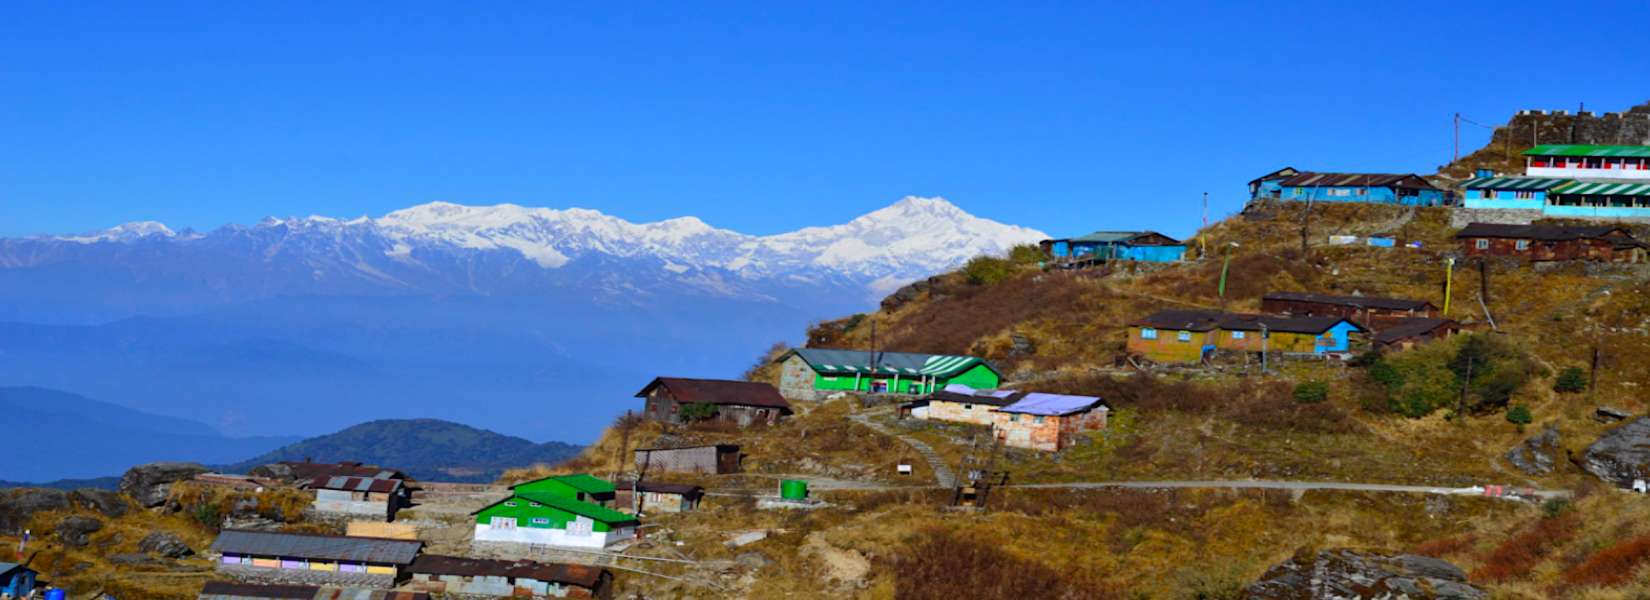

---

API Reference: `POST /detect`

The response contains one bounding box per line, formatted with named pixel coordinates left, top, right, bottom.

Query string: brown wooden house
left=1456, top=223, right=1647, bottom=263
left=1261, top=291, right=1437, bottom=326
left=634, top=377, right=792, bottom=427
left=633, top=444, right=742, bottom=474
left=1373, top=317, right=1459, bottom=351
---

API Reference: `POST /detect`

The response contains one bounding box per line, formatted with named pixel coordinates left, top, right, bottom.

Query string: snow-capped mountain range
left=32, top=196, right=1042, bottom=299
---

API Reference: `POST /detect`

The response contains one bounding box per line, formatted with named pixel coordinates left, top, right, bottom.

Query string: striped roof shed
left=1553, top=179, right=1650, bottom=197
left=1524, top=144, right=1650, bottom=158
left=307, top=476, right=404, bottom=494
left=208, top=530, right=423, bottom=565
left=780, top=348, right=1000, bottom=379
left=1460, top=176, right=1571, bottom=191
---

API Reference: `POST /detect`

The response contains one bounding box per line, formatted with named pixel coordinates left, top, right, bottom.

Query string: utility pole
left=1260, top=323, right=1269, bottom=374
left=1454, top=112, right=1461, bottom=163
left=1442, top=258, right=1455, bottom=316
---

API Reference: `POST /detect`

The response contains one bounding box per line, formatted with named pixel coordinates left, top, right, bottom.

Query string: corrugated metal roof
left=1062, top=230, right=1183, bottom=245
left=199, top=581, right=319, bottom=600
left=1263, top=291, right=1435, bottom=312
left=1375, top=318, right=1458, bottom=345
left=1455, top=223, right=1632, bottom=241
left=1524, top=144, right=1650, bottom=158
left=308, top=476, right=403, bottom=494
left=1279, top=172, right=1438, bottom=190
left=1553, top=179, right=1650, bottom=196
left=474, top=491, right=639, bottom=525
left=633, top=377, right=792, bottom=410
left=406, top=555, right=606, bottom=588
left=512, top=474, right=615, bottom=495
left=208, top=530, right=423, bottom=565
left=0, top=562, right=27, bottom=574
left=1460, top=176, right=1571, bottom=191
left=784, top=348, right=998, bottom=378
left=1130, top=310, right=1224, bottom=331
left=998, top=393, right=1107, bottom=417
left=1216, top=313, right=1364, bottom=334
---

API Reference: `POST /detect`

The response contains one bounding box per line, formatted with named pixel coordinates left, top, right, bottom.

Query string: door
left=489, top=516, right=517, bottom=529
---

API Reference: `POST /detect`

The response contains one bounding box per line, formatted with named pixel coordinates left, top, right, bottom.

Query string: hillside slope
left=226, top=418, right=582, bottom=482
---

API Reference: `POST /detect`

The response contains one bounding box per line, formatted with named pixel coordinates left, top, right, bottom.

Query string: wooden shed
left=1373, top=317, right=1460, bottom=351
left=1260, top=291, right=1437, bottom=326
left=634, top=377, right=792, bottom=427
left=633, top=444, right=742, bottom=475
left=1456, top=223, right=1646, bottom=262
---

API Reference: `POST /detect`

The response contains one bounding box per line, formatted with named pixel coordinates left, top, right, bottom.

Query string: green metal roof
left=1524, top=144, right=1650, bottom=158
left=785, top=348, right=998, bottom=378
left=1460, top=176, right=1571, bottom=191
left=1552, top=180, right=1650, bottom=196
left=479, top=490, right=638, bottom=524
left=512, top=473, right=615, bottom=495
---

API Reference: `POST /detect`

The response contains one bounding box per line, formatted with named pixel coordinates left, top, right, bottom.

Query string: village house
left=471, top=485, right=639, bottom=550
left=775, top=348, right=1002, bottom=401
left=1260, top=291, right=1437, bottom=326
left=1456, top=223, right=1647, bottom=262
left=0, top=562, right=38, bottom=599
left=251, top=460, right=411, bottom=485
left=510, top=474, right=618, bottom=507
left=614, top=481, right=704, bottom=514
left=991, top=393, right=1109, bottom=452
left=197, top=581, right=429, bottom=600
left=1460, top=174, right=1571, bottom=211
left=1524, top=144, right=1650, bottom=180
left=208, top=530, right=424, bottom=585
left=306, top=476, right=411, bottom=521
left=1038, top=230, right=1186, bottom=265
left=405, top=555, right=613, bottom=599
left=633, top=377, right=792, bottom=427
left=1373, top=317, right=1460, bottom=352
left=634, top=444, right=742, bottom=475
left=1128, top=310, right=1367, bottom=364
left=910, top=384, right=1021, bottom=425
left=1267, top=172, right=1446, bottom=206
left=1248, top=166, right=1301, bottom=200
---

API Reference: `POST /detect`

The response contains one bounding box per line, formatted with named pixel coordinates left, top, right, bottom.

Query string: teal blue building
left=1271, top=172, right=1447, bottom=206
left=0, top=562, right=38, bottom=598
left=1460, top=175, right=1569, bottom=210
left=1040, top=231, right=1185, bottom=264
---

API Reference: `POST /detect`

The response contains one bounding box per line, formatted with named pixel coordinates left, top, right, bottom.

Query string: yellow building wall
left=366, top=565, right=396, bottom=575
left=925, top=400, right=998, bottom=425
left=309, top=561, right=338, bottom=572
left=1126, top=328, right=1212, bottom=363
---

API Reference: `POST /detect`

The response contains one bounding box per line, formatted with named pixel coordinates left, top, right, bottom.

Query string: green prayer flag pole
left=1218, top=253, right=1232, bottom=298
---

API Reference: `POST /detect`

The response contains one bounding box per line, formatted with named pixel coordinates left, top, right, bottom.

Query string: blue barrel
left=46, top=589, right=67, bottom=600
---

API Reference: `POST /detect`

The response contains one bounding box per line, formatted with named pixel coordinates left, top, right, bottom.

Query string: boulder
left=138, top=531, right=195, bottom=558
left=1505, top=424, right=1562, bottom=476
left=1580, top=416, right=1650, bottom=488
left=56, top=515, right=103, bottom=548
left=1244, top=549, right=1485, bottom=600
left=70, top=488, right=130, bottom=518
left=0, top=488, right=71, bottom=533
left=119, top=462, right=208, bottom=508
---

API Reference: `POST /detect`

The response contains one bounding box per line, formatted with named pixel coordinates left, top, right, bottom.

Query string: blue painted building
left=1247, top=167, right=1299, bottom=200
left=0, top=562, right=38, bottom=598
left=1040, top=231, right=1185, bottom=264
left=1546, top=179, right=1650, bottom=219
left=1272, top=172, right=1447, bottom=206
left=1460, top=176, right=1569, bottom=210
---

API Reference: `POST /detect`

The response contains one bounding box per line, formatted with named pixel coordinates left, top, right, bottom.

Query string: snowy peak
left=56, top=221, right=179, bottom=243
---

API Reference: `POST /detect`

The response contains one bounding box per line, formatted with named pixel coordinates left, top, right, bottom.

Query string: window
left=1034, top=416, right=1045, bottom=424
left=1475, top=239, right=1489, bottom=250
left=963, top=404, right=973, bottom=411
left=1356, top=188, right=1368, bottom=196
left=1177, top=331, right=1192, bottom=342
left=1010, top=414, right=1020, bottom=422
left=489, top=516, right=517, bottom=529
left=529, top=502, right=541, bottom=507
left=530, top=517, right=550, bottom=525
left=1328, top=188, right=1350, bottom=197
left=1231, top=331, right=1246, bottom=340
left=566, top=517, right=594, bottom=537
left=1516, top=190, right=1534, bottom=199
left=1140, top=327, right=1158, bottom=340
left=504, top=501, right=518, bottom=507
left=1515, top=240, right=1530, bottom=250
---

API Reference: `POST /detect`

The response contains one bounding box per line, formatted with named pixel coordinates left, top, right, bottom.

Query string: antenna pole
left=1453, top=112, right=1460, bottom=162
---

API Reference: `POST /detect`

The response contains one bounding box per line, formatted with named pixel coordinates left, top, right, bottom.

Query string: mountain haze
left=0, top=197, right=1043, bottom=443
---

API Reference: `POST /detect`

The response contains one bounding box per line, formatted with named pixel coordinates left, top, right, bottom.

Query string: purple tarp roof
left=998, top=393, right=1106, bottom=416
left=943, top=384, right=1016, bottom=398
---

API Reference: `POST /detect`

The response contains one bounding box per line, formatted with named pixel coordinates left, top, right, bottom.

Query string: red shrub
left=1560, top=533, right=1650, bottom=588
left=1471, top=514, right=1579, bottom=582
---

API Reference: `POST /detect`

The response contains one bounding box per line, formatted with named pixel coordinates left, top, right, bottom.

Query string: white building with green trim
left=471, top=474, right=639, bottom=550
left=775, top=348, right=1002, bottom=401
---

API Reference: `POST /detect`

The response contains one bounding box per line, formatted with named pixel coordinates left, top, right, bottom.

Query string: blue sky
left=3, top=1, right=1648, bottom=239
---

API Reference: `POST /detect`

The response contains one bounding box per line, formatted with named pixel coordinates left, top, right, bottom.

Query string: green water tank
left=780, top=479, right=809, bottom=500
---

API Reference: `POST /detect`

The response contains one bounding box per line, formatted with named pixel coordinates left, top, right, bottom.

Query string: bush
left=678, top=402, right=719, bottom=422
left=1007, top=244, right=1046, bottom=265
left=1553, top=366, right=1587, bottom=394
left=1292, top=381, right=1329, bottom=404
left=962, top=255, right=1015, bottom=286
left=1470, top=513, right=1578, bottom=583
left=1364, top=333, right=1535, bottom=418
left=1505, top=404, right=1533, bottom=426
left=1561, top=533, right=1650, bottom=588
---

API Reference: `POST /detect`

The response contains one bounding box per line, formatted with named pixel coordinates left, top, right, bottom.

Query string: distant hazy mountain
left=0, top=387, right=299, bottom=482
left=0, top=196, right=1043, bottom=443
left=225, top=419, right=584, bottom=483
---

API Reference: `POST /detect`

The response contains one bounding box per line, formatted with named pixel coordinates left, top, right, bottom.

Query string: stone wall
left=777, top=355, right=822, bottom=402
left=1443, top=102, right=1650, bottom=179
left=214, top=563, right=395, bottom=588
left=1449, top=207, right=1544, bottom=227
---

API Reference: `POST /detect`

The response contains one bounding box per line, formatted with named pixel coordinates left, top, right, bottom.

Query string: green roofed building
left=1525, top=145, right=1650, bottom=181
left=473, top=476, right=638, bottom=550
left=774, top=348, right=1002, bottom=401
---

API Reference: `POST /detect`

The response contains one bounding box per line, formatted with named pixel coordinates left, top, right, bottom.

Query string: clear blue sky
left=4, top=1, right=1648, bottom=238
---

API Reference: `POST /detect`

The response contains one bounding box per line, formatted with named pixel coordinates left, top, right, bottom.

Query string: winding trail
left=847, top=409, right=957, bottom=488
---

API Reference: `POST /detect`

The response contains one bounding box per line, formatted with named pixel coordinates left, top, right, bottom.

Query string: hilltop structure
left=1038, top=230, right=1186, bottom=265
left=632, top=377, right=791, bottom=427
left=775, top=348, right=1001, bottom=401
left=1455, top=223, right=1647, bottom=262
left=1250, top=171, right=1447, bottom=207
left=1460, top=144, right=1650, bottom=221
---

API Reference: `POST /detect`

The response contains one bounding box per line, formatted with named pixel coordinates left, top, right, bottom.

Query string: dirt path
left=847, top=409, right=956, bottom=487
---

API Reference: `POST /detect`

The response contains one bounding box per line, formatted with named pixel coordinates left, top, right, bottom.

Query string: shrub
left=1007, top=244, right=1046, bottom=265
left=1561, top=533, right=1650, bottom=588
left=1553, top=366, right=1587, bottom=394
left=962, top=255, right=1015, bottom=286
left=1506, top=404, right=1533, bottom=427
left=678, top=402, right=720, bottom=422
left=1364, top=333, right=1535, bottom=418
left=1292, top=381, right=1329, bottom=404
left=1471, top=513, right=1578, bottom=582
left=890, top=525, right=1117, bottom=600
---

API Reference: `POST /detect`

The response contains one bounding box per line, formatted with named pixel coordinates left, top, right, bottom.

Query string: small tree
left=1506, top=404, right=1533, bottom=429
left=1292, top=381, right=1329, bottom=404
left=1553, top=367, right=1588, bottom=394
left=962, top=255, right=1014, bottom=285
left=678, top=402, right=720, bottom=422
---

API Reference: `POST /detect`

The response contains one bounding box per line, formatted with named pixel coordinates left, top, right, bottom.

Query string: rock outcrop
left=1505, top=425, right=1562, bottom=476
left=119, top=462, right=208, bottom=508
left=55, top=515, right=103, bottom=547
left=0, top=488, right=71, bottom=533
left=138, top=531, right=195, bottom=558
left=1580, top=416, right=1650, bottom=488
left=70, top=488, right=130, bottom=518
left=1244, top=549, right=1485, bottom=600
